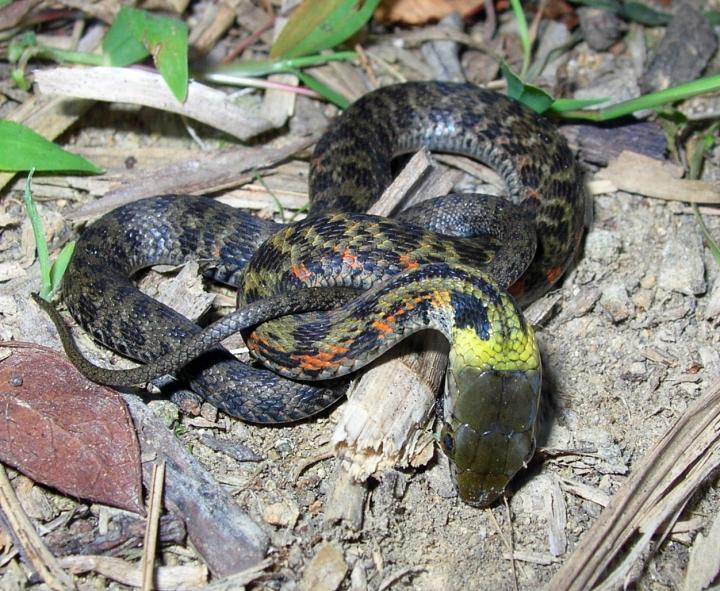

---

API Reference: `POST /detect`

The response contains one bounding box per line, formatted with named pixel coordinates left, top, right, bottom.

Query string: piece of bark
left=548, top=378, right=720, bottom=590
left=421, top=12, right=465, bottom=82
left=595, top=151, right=720, bottom=204
left=188, top=0, right=237, bottom=54
left=68, top=133, right=320, bottom=219
left=560, top=121, right=667, bottom=166
left=58, top=555, right=207, bottom=590
left=34, top=67, right=276, bottom=141
left=122, top=394, right=268, bottom=578
left=0, top=0, right=41, bottom=29
left=640, top=3, right=717, bottom=93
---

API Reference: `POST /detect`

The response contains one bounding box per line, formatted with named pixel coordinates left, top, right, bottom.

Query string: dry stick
left=548, top=378, right=720, bottom=590
left=0, top=465, right=76, bottom=590
left=34, top=67, right=276, bottom=142
left=141, top=461, right=166, bottom=591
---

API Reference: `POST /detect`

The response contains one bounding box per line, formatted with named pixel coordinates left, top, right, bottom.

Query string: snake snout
left=441, top=365, right=542, bottom=506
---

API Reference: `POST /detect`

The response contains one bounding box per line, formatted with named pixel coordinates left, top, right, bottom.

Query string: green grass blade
left=200, top=51, right=357, bottom=80
left=293, top=70, right=349, bottom=108
left=50, top=241, right=76, bottom=295
left=549, top=97, right=609, bottom=112
left=271, top=0, right=381, bottom=59
left=509, top=0, right=531, bottom=78
left=556, top=74, right=720, bottom=121
left=0, top=121, right=102, bottom=173
left=22, top=171, right=51, bottom=299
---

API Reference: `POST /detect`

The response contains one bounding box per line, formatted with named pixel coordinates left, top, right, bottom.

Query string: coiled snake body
left=39, top=82, right=586, bottom=506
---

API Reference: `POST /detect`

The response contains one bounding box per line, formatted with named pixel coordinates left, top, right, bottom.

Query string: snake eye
left=442, top=432, right=454, bottom=454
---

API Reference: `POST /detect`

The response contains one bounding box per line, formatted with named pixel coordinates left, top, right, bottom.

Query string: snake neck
left=245, top=262, right=538, bottom=382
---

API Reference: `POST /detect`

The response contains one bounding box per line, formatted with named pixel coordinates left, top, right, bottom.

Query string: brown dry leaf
left=0, top=0, right=41, bottom=30
left=0, top=341, right=143, bottom=514
left=375, top=0, right=485, bottom=25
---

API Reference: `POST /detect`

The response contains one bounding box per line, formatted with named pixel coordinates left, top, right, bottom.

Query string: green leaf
left=509, top=0, right=531, bottom=78
left=706, top=10, right=720, bottom=25
left=102, top=8, right=150, bottom=66
left=271, top=0, right=381, bottom=59
left=0, top=121, right=102, bottom=173
left=501, top=63, right=554, bottom=113
left=103, top=7, right=188, bottom=102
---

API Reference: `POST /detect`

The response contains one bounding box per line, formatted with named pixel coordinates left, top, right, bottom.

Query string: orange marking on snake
left=246, top=331, right=273, bottom=351
left=292, top=351, right=340, bottom=371
left=342, top=249, right=363, bottom=269
left=546, top=266, right=563, bottom=284
left=509, top=278, right=526, bottom=297
left=328, top=344, right=349, bottom=355
left=290, top=263, right=311, bottom=281
left=371, top=320, right=394, bottom=336
left=399, top=253, right=419, bottom=270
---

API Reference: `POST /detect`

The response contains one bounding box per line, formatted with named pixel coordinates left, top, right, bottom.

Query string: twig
left=0, top=465, right=76, bottom=590
left=548, top=378, right=720, bottom=590
left=141, top=460, right=166, bottom=591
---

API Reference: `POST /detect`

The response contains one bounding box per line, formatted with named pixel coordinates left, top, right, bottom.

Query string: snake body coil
left=44, top=82, right=586, bottom=506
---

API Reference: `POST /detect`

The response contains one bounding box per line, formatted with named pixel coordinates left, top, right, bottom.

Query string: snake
left=37, top=81, right=586, bottom=507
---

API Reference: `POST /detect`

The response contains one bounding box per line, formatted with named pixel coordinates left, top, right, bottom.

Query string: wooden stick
left=0, top=465, right=76, bottom=590
left=141, top=460, right=166, bottom=591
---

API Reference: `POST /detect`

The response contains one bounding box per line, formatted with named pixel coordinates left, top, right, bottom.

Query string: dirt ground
left=1, top=3, right=720, bottom=591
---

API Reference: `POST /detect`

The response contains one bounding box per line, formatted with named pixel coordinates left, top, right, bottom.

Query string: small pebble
left=657, top=225, right=706, bottom=295
left=578, top=7, right=623, bottom=52
left=263, top=499, right=300, bottom=528
left=584, top=229, right=622, bottom=263
left=568, top=286, right=601, bottom=318
left=302, top=542, right=348, bottom=591
left=631, top=289, right=654, bottom=311
left=600, top=283, right=633, bottom=323
left=704, top=278, right=720, bottom=322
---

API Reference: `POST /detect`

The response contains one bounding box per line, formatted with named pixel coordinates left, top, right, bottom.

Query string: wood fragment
left=122, top=395, right=269, bottom=578
left=325, top=466, right=366, bottom=530
left=141, top=461, right=165, bottom=591
left=199, top=558, right=272, bottom=591
left=596, top=151, right=720, bottom=204
left=0, top=465, right=76, bottom=590
left=548, top=378, right=720, bottom=590
left=68, top=133, right=320, bottom=220
left=34, top=67, right=276, bottom=141
left=683, top=509, right=720, bottom=591
left=59, top=555, right=207, bottom=590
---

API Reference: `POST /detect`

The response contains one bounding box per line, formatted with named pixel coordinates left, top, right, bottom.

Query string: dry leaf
left=0, top=341, right=143, bottom=514
left=375, top=0, right=485, bottom=25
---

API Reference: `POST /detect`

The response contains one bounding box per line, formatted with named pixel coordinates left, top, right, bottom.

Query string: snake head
left=441, top=357, right=542, bottom=507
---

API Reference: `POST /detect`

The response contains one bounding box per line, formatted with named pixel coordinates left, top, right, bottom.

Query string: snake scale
left=38, top=81, right=586, bottom=506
